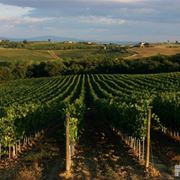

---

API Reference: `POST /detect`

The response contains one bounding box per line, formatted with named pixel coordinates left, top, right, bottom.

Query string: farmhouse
left=140, top=42, right=145, bottom=48
left=135, top=42, right=150, bottom=48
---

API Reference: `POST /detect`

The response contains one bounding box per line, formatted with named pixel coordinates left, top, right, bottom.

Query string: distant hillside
left=0, top=36, right=81, bottom=42
left=0, top=36, right=138, bottom=45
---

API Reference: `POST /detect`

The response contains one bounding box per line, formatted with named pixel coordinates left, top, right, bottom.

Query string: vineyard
left=0, top=72, right=180, bottom=178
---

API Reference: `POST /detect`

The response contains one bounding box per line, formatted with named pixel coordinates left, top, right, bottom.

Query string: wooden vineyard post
left=18, top=140, right=21, bottom=153
left=9, top=145, right=11, bottom=159
left=0, top=144, right=1, bottom=160
left=66, top=113, right=71, bottom=173
left=146, top=108, right=151, bottom=169
left=12, top=145, right=16, bottom=158
left=138, top=140, right=141, bottom=160
left=142, top=138, right=145, bottom=160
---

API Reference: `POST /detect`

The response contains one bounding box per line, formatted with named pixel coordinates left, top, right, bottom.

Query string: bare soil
left=151, top=130, right=180, bottom=179
left=0, top=125, right=66, bottom=180
left=71, top=109, right=149, bottom=180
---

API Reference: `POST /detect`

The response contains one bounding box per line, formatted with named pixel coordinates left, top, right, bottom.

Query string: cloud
left=0, top=3, right=34, bottom=17
left=0, top=16, right=53, bottom=25
left=80, top=0, right=145, bottom=3
left=0, top=0, right=145, bottom=7
left=53, top=15, right=126, bottom=26
left=0, top=0, right=179, bottom=41
left=76, top=16, right=126, bottom=25
left=0, top=3, right=53, bottom=25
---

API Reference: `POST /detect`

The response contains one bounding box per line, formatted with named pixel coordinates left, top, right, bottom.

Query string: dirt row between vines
left=150, top=130, right=180, bottom=179
left=71, top=109, right=180, bottom=180
left=70, top=109, right=149, bottom=180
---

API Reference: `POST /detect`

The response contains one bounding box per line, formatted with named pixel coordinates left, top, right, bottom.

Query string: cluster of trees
left=0, top=54, right=180, bottom=81
left=64, top=54, right=180, bottom=74
left=0, top=61, right=64, bottom=80
left=0, top=40, right=25, bottom=48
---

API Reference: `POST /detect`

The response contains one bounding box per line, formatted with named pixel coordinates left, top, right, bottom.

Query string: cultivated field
left=1, top=42, right=180, bottom=64
left=0, top=48, right=52, bottom=63
left=0, top=44, right=128, bottom=63
left=126, top=44, right=180, bottom=60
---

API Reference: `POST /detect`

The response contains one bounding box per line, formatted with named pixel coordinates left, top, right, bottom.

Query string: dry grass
left=0, top=48, right=52, bottom=62
left=16, top=162, right=43, bottom=180
left=148, top=165, right=161, bottom=177
left=126, top=44, right=180, bottom=60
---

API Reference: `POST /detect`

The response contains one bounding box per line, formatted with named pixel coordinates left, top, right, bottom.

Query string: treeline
left=0, top=61, right=64, bottom=80
left=0, top=54, right=180, bottom=81
left=0, top=40, right=126, bottom=51
left=0, top=40, right=99, bottom=50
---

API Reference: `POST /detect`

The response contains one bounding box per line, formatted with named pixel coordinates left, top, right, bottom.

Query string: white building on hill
left=140, top=42, right=145, bottom=48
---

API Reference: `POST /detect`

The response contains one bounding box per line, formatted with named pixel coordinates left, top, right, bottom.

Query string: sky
left=0, top=0, right=179, bottom=42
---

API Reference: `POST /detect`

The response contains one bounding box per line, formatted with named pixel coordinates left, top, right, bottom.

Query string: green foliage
left=64, top=75, right=86, bottom=143
left=93, top=96, right=151, bottom=139
left=153, top=93, right=180, bottom=130
left=0, top=72, right=179, bottom=149
left=0, top=103, right=40, bottom=146
left=0, top=40, right=24, bottom=48
left=0, top=67, right=12, bottom=81
left=87, top=73, right=180, bottom=138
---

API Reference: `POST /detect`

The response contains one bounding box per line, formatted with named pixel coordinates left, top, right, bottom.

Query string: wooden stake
left=66, top=113, right=71, bottom=172
left=0, top=144, right=1, bottom=160
left=12, top=145, right=16, bottom=158
left=142, top=138, right=145, bottom=160
left=138, top=140, right=141, bottom=160
left=19, top=140, right=21, bottom=153
left=71, top=143, right=75, bottom=157
left=133, top=138, right=136, bottom=151
left=9, top=146, right=11, bottom=159
left=146, top=108, right=151, bottom=169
